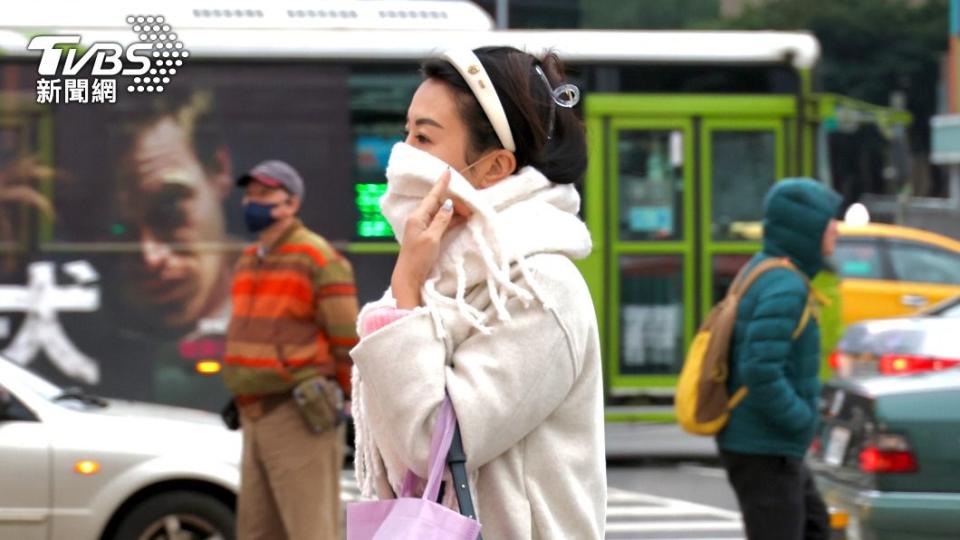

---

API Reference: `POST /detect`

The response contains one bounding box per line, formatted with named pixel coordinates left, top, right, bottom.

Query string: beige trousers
left=238, top=399, right=343, bottom=540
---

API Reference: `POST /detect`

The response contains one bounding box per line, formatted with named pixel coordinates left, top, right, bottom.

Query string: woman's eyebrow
left=413, top=117, right=444, bottom=129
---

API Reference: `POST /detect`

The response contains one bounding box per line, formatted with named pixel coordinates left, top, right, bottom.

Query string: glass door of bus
left=700, top=120, right=786, bottom=314
left=585, top=97, right=795, bottom=412
left=603, top=119, right=696, bottom=400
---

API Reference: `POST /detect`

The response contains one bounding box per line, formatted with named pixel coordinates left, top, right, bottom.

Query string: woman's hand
left=391, top=168, right=459, bottom=309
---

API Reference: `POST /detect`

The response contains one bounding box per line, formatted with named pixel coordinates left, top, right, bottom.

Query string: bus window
left=605, top=64, right=799, bottom=94
left=710, top=130, right=777, bottom=241
left=0, top=123, right=31, bottom=269
left=818, top=98, right=912, bottom=208
left=617, top=130, right=685, bottom=241
left=619, top=255, right=684, bottom=375
left=349, top=66, right=420, bottom=241
left=826, top=126, right=890, bottom=206
left=49, top=62, right=357, bottom=249
left=712, top=254, right=753, bottom=304
left=0, top=62, right=49, bottom=286
left=0, top=61, right=417, bottom=410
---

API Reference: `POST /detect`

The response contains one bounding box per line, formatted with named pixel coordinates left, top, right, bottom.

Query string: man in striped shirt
left=224, top=160, right=359, bottom=540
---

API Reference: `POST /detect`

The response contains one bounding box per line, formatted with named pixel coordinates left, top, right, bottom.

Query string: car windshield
left=0, top=354, right=62, bottom=401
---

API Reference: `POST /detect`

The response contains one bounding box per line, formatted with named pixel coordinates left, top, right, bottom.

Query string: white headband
left=442, top=49, right=516, bottom=153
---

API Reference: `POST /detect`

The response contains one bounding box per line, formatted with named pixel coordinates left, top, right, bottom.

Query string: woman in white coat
left=350, top=46, right=607, bottom=539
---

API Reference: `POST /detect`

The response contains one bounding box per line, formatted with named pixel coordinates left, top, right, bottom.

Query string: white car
left=0, top=355, right=240, bottom=540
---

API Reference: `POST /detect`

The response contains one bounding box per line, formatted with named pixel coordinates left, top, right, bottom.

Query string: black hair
left=421, top=46, right=587, bottom=185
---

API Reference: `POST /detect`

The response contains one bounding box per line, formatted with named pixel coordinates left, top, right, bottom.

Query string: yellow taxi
left=834, top=222, right=960, bottom=325
left=729, top=215, right=960, bottom=326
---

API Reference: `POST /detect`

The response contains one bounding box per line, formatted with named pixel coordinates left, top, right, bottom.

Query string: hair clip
left=534, top=65, right=580, bottom=139
left=534, top=65, right=581, bottom=109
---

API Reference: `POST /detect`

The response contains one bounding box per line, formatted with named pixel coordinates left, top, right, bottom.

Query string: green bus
left=0, top=2, right=909, bottom=416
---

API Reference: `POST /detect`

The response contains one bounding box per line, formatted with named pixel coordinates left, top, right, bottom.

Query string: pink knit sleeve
left=360, top=307, right=414, bottom=338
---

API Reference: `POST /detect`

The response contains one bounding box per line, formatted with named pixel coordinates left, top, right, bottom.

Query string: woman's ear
left=476, top=149, right=517, bottom=188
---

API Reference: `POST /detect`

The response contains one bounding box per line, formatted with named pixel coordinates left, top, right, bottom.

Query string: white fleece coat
left=350, top=144, right=607, bottom=539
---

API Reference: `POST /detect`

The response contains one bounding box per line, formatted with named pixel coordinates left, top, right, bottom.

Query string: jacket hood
left=762, top=178, right=842, bottom=277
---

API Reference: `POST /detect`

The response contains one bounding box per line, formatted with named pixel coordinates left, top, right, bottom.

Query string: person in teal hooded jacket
left=717, top=178, right=841, bottom=540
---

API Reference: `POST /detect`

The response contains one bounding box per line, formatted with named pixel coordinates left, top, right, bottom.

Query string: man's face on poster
left=117, top=116, right=232, bottom=331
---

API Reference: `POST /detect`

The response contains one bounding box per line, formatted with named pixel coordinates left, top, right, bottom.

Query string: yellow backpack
left=675, top=257, right=815, bottom=436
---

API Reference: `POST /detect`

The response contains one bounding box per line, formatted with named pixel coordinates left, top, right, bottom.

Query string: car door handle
left=901, top=295, right=929, bottom=307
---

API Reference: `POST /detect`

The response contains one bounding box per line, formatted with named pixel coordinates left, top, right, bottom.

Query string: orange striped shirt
left=222, top=220, right=359, bottom=398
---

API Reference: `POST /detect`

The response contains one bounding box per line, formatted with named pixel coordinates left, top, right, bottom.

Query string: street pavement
left=606, top=421, right=718, bottom=461
left=604, top=485, right=742, bottom=539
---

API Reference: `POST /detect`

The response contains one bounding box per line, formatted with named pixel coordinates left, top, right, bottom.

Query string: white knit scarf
left=351, top=142, right=592, bottom=499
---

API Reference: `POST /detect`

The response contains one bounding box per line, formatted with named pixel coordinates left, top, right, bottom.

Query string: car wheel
left=112, top=491, right=234, bottom=540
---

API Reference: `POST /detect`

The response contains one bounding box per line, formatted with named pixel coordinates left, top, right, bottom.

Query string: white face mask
left=380, top=143, right=487, bottom=243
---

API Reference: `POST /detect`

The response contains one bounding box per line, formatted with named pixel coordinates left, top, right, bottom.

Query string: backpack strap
left=728, top=386, right=749, bottom=409
left=726, top=258, right=815, bottom=412
left=731, top=257, right=807, bottom=298
left=734, top=258, right=814, bottom=339
left=793, top=297, right=815, bottom=340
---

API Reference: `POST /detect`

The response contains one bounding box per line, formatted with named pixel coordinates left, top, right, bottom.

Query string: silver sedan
left=0, top=355, right=240, bottom=540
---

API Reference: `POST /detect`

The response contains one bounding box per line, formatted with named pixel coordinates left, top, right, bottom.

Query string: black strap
left=447, top=422, right=482, bottom=539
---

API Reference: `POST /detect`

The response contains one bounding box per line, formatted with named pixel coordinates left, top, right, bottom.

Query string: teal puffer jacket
left=717, top=178, right=841, bottom=459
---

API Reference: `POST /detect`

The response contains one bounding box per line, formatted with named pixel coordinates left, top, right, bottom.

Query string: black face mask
left=243, top=201, right=279, bottom=233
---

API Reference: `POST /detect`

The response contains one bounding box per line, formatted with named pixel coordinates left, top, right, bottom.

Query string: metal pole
left=496, top=0, right=509, bottom=29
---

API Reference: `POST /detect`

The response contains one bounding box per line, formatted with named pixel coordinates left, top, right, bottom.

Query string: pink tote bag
left=346, top=397, right=482, bottom=540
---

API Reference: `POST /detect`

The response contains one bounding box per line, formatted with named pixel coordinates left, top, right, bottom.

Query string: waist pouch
left=292, top=376, right=347, bottom=434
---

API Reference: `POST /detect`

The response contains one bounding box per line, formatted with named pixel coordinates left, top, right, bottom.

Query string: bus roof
left=0, top=1, right=495, bottom=31
left=0, top=2, right=820, bottom=68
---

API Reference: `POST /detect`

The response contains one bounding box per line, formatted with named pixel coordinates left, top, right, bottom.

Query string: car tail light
left=859, top=433, right=917, bottom=473
left=809, top=436, right=822, bottom=454
left=828, top=351, right=841, bottom=371
left=829, top=351, right=858, bottom=377
left=878, top=354, right=960, bottom=375
left=179, top=338, right=225, bottom=360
